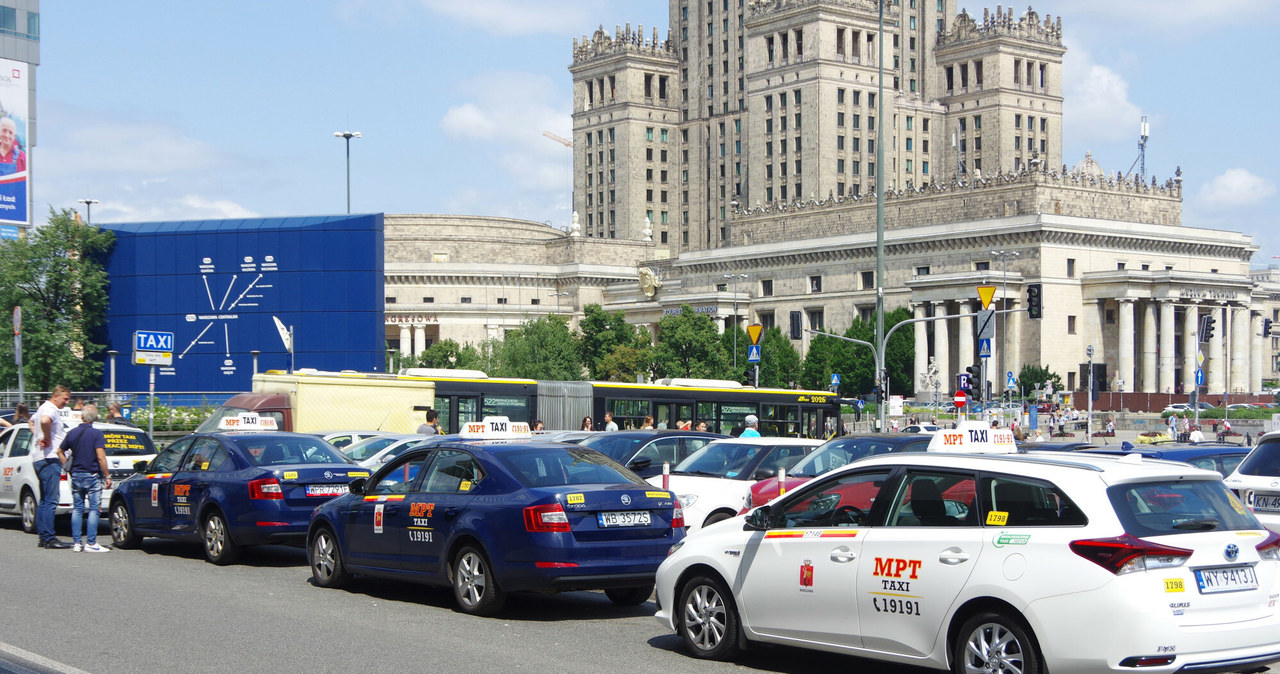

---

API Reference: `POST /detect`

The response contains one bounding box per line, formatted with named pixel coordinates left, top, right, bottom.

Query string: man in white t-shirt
left=32, top=385, right=72, bottom=549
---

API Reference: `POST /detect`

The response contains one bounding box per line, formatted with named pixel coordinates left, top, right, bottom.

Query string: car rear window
left=100, top=428, right=156, bottom=456
left=1237, top=440, right=1280, bottom=477
left=497, top=446, right=646, bottom=488
left=1109, top=480, right=1261, bottom=537
left=577, top=434, right=644, bottom=463
left=235, top=436, right=352, bottom=466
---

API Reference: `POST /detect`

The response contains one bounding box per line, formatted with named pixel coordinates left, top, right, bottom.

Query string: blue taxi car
left=108, top=416, right=368, bottom=564
left=307, top=418, right=685, bottom=615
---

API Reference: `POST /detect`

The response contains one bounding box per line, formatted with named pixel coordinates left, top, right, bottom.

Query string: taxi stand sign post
left=133, top=330, right=175, bottom=438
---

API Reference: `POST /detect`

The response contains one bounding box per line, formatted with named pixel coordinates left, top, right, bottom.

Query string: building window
left=461, top=297, right=472, bottom=304
left=759, top=311, right=775, bottom=330
left=432, top=252, right=449, bottom=263
left=915, top=266, right=930, bottom=276
left=861, top=270, right=874, bottom=289
left=808, top=308, right=825, bottom=330
left=530, top=298, right=540, bottom=305
left=761, top=279, right=774, bottom=296
left=423, top=296, right=434, bottom=303
left=975, top=261, right=990, bottom=271
left=497, top=297, right=508, bottom=305
left=1117, top=262, right=1126, bottom=270
left=385, top=297, right=396, bottom=304
left=809, top=275, right=823, bottom=292
left=1067, top=316, right=1076, bottom=335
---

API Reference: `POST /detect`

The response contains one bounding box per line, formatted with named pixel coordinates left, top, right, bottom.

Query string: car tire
left=110, top=500, right=141, bottom=549
left=309, top=526, right=350, bottom=588
left=702, top=511, right=733, bottom=528
left=677, top=573, right=741, bottom=660
left=451, top=545, right=506, bottom=616
left=952, top=611, right=1043, bottom=674
left=201, top=510, right=241, bottom=565
left=20, top=488, right=37, bottom=534
left=605, top=584, right=653, bottom=606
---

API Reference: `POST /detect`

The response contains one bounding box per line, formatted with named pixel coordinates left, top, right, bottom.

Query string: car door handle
left=830, top=546, right=856, bottom=563
left=939, top=547, right=970, bottom=565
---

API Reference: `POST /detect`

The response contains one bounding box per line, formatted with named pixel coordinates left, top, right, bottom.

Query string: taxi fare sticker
left=349, top=471, right=370, bottom=478
left=1164, top=578, right=1185, bottom=593
left=986, top=511, right=1009, bottom=526
left=765, top=529, right=859, bottom=539
left=374, top=504, right=384, bottom=534
left=567, top=493, right=585, bottom=507
left=364, top=494, right=407, bottom=502
left=646, top=491, right=672, bottom=499
left=283, top=471, right=298, bottom=480
left=992, top=533, right=1030, bottom=548
left=459, top=480, right=473, bottom=492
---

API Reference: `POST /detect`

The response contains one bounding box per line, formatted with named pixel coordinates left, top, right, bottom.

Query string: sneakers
left=72, top=542, right=83, bottom=552
left=83, top=543, right=110, bottom=553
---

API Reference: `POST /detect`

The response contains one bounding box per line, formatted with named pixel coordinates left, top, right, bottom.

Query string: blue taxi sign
left=134, top=330, right=174, bottom=352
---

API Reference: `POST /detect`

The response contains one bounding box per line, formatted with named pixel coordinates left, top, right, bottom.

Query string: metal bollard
left=778, top=467, right=786, bottom=497
left=662, top=461, right=670, bottom=490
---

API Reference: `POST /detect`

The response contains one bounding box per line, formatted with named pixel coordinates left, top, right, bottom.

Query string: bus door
left=696, top=402, right=720, bottom=434
left=653, top=402, right=695, bottom=429
left=800, top=406, right=838, bottom=439
left=762, top=404, right=801, bottom=437
left=453, top=396, right=481, bottom=432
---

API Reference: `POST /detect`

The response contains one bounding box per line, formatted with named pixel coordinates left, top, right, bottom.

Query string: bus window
left=720, top=403, right=756, bottom=436
left=483, top=395, right=531, bottom=426
left=608, top=399, right=650, bottom=430
left=697, top=402, right=720, bottom=433
left=762, top=404, right=801, bottom=437
left=457, top=397, right=480, bottom=429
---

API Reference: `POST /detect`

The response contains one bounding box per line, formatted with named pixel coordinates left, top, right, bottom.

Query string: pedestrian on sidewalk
left=58, top=404, right=112, bottom=552
left=32, top=386, right=72, bottom=549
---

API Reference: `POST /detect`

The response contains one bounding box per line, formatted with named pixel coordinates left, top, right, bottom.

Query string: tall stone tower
left=570, top=25, right=679, bottom=250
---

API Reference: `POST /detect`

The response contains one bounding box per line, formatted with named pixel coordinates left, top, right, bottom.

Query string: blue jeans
left=35, top=458, right=63, bottom=542
left=70, top=473, right=103, bottom=545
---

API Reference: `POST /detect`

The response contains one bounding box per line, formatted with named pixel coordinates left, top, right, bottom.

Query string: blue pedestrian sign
left=853, top=398, right=865, bottom=410
left=1195, top=368, right=1204, bottom=386
left=134, top=330, right=174, bottom=352
left=830, top=373, right=841, bottom=387
left=1006, top=371, right=1016, bottom=390
left=978, top=338, right=992, bottom=359
left=747, top=344, right=761, bottom=363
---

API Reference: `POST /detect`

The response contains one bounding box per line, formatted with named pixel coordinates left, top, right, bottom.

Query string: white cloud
left=1062, top=41, right=1143, bottom=145
left=1198, top=168, right=1276, bottom=208
left=417, top=0, right=591, bottom=36
left=1046, top=0, right=1277, bottom=28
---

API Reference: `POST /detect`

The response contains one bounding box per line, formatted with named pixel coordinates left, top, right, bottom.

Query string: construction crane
left=542, top=131, right=572, bottom=148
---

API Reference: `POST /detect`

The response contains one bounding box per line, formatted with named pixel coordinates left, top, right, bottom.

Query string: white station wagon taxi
left=655, top=423, right=1280, bottom=673
left=1225, top=432, right=1280, bottom=533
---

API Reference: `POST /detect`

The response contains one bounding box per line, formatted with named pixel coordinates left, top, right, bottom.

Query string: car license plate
left=1250, top=493, right=1280, bottom=512
left=305, top=484, right=347, bottom=497
left=1195, top=565, right=1259, bottom=594
left=598, top=511, right=651, bottom=527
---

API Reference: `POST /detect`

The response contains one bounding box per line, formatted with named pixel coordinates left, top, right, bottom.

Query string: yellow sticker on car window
left=283, top=471, right=298, bottom=480
left=646, top=491, right=672, bottom=499
left=459, top=480, right=472, bottom=492
left=986, top=511, right=1009, bottom=526
left=567, top=493, right=585, bottom=504
left=1165, top=579, right=1185, bottom=592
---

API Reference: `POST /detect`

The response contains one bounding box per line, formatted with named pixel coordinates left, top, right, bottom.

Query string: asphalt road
left=0, top=517, right=934, bottom=674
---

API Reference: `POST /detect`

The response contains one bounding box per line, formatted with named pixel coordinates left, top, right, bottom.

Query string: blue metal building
left=99, top=214, right=385, bottom=392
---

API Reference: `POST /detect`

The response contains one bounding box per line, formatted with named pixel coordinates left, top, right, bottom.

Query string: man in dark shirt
left=58, top=404, right=113, bottom=552
left=105, top=402, right=138, bottom=428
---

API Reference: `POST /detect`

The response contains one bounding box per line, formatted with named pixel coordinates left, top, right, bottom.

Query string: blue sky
left=33, top=0, right=1280, bottom=265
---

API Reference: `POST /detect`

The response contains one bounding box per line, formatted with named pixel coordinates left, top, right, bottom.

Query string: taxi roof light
left=459, top=416, right=532, bottom=441
left=926, top=420, right=1018, bottom=454
left=217, top=413, right=278, bottom=432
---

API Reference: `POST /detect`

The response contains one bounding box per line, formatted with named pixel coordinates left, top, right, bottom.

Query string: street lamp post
left=723, top=273, right=749, bottom=370
left=991, top=250, right=1019, bottom=419
left=333, top=131, right=362, bottom=213
left=548, top=290, right=569, bottom=313
left=78, top=198, right=99, bottom=225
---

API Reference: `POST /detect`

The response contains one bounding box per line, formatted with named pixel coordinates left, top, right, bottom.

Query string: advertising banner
left=0, top=58, right=27, bottom=226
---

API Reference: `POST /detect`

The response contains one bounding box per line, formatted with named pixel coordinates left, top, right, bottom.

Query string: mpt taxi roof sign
left=133, top=330, right=174, bottom=366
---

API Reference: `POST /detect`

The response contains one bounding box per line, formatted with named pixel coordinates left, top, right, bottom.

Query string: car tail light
left=1070, top=534, right=1191, bottom=575
left=534, top=561, right=579, bottom=568
left=248, top=477, right=283, bottom=500
left=1118, top=656, right=1176, bottom=668
left=672, top=505, right=685, bottom=529
left=524, top=503, right=571, bottom=532
left=1257, top=530, right=1280, bottom=561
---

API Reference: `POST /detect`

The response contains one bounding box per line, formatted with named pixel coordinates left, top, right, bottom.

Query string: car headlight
left=677, top=494, right=698, bottom=509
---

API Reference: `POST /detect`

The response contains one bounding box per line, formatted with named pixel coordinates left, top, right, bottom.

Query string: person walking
left=32, top=386, right=72, bottom=549
left=741, top=414, right=762, bottom=438
left=57, top=404, right=111, bottom=552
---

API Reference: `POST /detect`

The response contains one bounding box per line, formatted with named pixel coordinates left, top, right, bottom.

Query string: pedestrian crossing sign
left=978, top=338, right=992, bottom=358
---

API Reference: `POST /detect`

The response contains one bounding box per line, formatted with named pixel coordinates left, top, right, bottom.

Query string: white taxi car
left=656, top=438, right=1280, bottom=672
left=0, top=421, right=157, bottom=533
left=645, top=437, right=820, bottom=532
left=1224, top=432, right=1280, bottom=532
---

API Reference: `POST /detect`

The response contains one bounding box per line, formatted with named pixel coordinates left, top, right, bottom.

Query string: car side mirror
left=744, top=505, right=771, bottom=531
left=132, top=460, right=149, bottom=473
left=348, top=478, right=367, bottom=494
left=628, top=457, right=653, bottom=472
left=752, top=467, right=777, bottom=480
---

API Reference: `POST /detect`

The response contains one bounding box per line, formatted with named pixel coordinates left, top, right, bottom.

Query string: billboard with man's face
left=0, top=57, right=28, bottom=227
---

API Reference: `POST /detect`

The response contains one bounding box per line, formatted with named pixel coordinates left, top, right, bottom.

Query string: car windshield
left=343, top=436, right=404, bottom=462
left=788, top=438, right=899, bottom=477
left=1109, top=479, right=1260, bottom=536
left=675, top=442, right=808, bottom=480
left=1237, top=440, right=1280, bottom=477
left=99, top=428, right=156, bottom=456
left=577, top=434, right=645, bottom=463
left=496, top=446, right=646, bottom=488
left=235, top=436, right=353, bottom=466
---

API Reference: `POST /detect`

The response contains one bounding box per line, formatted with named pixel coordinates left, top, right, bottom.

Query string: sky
left=32, top=0, right=1280, bottom=265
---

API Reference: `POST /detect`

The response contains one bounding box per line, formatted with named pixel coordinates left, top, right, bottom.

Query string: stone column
left=933, top=301, right=950, bottom=386
left=957, top=300, right=974, bottom=367
left=1182, top=304, right=1199, bottom=393
left=1117, top=299, right=1135, bottom=392
left=914, top=304, right=928, bottom=390
left=399, top=324, right=411, bottom=356
left=1141, top=300, right=1157, bottom=393
left=1231, top=306, right=1250, bottom=394
left=1207, top=305, right=1225, bottom=394
left=414, top=324, right=427, bottom=357
left=1251, top=311, right=1264, bottom=394
left=1158, top=301, right=1176, bottom=394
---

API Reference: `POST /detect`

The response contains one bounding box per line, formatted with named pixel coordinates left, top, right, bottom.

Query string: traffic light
left=1200, top=314, right=1216, bottom=343
left=1264, top=318, right=1274, bottom=338
left=1026, top=283, right=1043, bottom=320
left=965, top=365, right=982, bottom=402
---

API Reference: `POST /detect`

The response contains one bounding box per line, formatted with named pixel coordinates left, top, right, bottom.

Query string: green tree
left=882, top=307, right=916, bottom=396
left=757, top=327, right=801, bottom=388
left=497, top=316, right=583, bottom=380
left=1017, top=364, right=1063, bottom=398
left=718, top=324, right=752, bottom=381
left=596, top=322, right=654, bottom=382
left=653, top=305, right=729, bottom=378
left=0, top=209, right=114, bottom=392
left=577, top=304, right=636, bottom=380
left=800, top=330, right=852, bottom=392
left=418, top=339, right=466, bottom=369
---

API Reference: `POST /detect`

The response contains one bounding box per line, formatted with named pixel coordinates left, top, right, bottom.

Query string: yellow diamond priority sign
left=746, top=323, right=763, bottom=345
left=977, top=286, right=997, bottom=310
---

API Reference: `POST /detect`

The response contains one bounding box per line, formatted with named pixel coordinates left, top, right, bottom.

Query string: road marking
left=0, top=640, right=93, bottom=674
